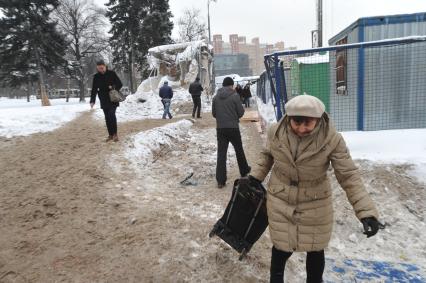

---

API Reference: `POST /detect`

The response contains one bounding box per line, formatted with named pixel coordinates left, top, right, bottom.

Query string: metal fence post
left=357, top=21, right=365, bottom=131
left=274, top=54, right=283, bottom=120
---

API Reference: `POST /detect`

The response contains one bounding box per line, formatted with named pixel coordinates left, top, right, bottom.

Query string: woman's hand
left=239, top=175, right=262, bottom=188
left=361, top=217, right=384, bottom=238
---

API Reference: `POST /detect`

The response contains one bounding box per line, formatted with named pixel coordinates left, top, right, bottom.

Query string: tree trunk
left=129, top=33, right=136, bottom=93
left=79, top=78, right=86, bottom=103
left=66, top=76, right=70, bottom=102
left=129, top=53, right=134, bottom=93
left=35, top=48, right=51, bottom=106
left=27, top=81, right=31, bottom=102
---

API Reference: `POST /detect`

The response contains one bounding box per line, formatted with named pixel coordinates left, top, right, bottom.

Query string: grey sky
left=95, top=0, right=426, bottom=48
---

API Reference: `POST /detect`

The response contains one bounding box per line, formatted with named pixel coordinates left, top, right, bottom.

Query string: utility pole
left=317, top=0, right=323, bottom=47
left=207, top=0, right=217, bottom=97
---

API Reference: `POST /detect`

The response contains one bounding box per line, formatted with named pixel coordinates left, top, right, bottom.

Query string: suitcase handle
left=243, top=196, right=265, bottom=239
left=225, top=184, right=241, bottom=226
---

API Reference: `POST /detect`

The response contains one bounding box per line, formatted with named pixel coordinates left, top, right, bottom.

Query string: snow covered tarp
left=148, top=40, right=214, bottom=93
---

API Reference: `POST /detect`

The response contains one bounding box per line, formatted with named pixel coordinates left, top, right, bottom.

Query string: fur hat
left=222, top=77, right=234, bottom=87
left=285, top=94, right=325, bottom=118
left=96, top=59, right=106, bottom=66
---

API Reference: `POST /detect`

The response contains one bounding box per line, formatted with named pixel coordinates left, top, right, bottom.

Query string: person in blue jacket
left=159, top=81, right=174, bottom=119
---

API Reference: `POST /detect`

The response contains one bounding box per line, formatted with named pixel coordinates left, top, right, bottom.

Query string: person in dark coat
left=159, top=81, right=173, bottom=119
left=235, top=83, right=243, bottom=102
left=90, top=60, right=123, bottom=142
left=242, top=83, right=252, bottom=108
left=212, top=77, right=251, bottom=188
left=189, top=77, right=204, bottom=118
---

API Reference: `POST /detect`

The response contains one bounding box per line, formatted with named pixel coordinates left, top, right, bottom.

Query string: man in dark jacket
left=90, top=60, right=123, bottom=142
left=242, top=83, right=252, bottom=108
left=212, top=77, right=251, bottom=188
left=188, top=77, right=204, bottom=118
left=159, top=81, right=173, bottom=119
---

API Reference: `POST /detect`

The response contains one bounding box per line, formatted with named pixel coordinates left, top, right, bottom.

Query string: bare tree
left=55, top=0, right=108, bottom=102
left=177, top=8, right=207, bottom=43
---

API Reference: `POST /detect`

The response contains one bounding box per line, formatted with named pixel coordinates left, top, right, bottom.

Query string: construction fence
left=260, top=36, right=426, bottom=131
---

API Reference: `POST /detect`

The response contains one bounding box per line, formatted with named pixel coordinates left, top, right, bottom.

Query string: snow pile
left=98, top=81, right=193, bottom=122
left=0, top=98, right=88, bottom=138
left=342, top=129, right=426, bottom=183
left=255, top=96, right=277, bottom=125
left=121, top=119, right=235, bottom=187
left=125, top=119, right=194, bottom=166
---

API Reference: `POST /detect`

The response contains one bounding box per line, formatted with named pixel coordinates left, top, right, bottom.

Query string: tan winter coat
left=251, top=114, right=379, bottom=252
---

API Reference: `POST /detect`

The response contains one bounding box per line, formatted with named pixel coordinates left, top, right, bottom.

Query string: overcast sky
left=95, top=0, right=426, bottom=49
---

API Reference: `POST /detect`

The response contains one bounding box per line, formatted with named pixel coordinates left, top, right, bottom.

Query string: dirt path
left=0, top=111, right=189, bottom=283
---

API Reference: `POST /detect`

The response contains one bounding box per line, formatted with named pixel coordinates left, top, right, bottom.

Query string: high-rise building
left=213, top=34, right=223, bottom=54
left=229, top=34, right=239, bottom=54
left=213, top=34, right=294, bottom=75
left=212, top=34, right=294, bottom=75
left=275, top=41, right=285, bottom=50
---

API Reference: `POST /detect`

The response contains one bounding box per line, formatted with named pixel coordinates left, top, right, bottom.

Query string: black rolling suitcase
left=209, top=179, right=268, bottom=260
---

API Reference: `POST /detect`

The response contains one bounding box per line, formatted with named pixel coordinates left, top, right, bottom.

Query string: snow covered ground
left=0, top=97, right=89, bottom=138
left=342, top=129, right=426, bottom=184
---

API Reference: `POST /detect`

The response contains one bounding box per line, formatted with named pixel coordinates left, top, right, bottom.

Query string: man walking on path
left=189, top=77, right=204, bottom=118
left=212, top=77, right=251, bottom=188
left=159, top=81, right=173, bottom=119
left=90, top=60, right=123, bottom=142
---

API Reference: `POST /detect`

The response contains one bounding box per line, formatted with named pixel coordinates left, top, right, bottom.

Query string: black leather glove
left=361, top=217, right=382, bottom=238
left=239, top=175, right=262, bottom=188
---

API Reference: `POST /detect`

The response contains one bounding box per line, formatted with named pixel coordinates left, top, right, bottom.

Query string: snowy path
left=0, top=108, right=425, bottom=282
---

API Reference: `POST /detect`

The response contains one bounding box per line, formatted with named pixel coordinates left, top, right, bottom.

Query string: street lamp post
left=207, top=0, right=216, bottom=44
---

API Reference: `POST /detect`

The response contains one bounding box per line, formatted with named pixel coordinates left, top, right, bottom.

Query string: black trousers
left=270, top=246, right=325, bottom=283
left=103, top=107, right=117, bottom=136
left=192, top=96, right=201, bottom=118
left=216, top=128, right=250, bottom=185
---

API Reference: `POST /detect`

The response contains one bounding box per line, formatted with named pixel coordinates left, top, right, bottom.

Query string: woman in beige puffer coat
left=249, top=94, right=381, bottom=283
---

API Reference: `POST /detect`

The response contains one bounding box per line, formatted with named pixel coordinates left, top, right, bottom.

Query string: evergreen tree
left=0, top=0, right=67, bottom=106
left=106, top=0, right=143, bottom=93
left=137, top=0, right=174, bottom=75
left=106, top=0, right=173, bottom=92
